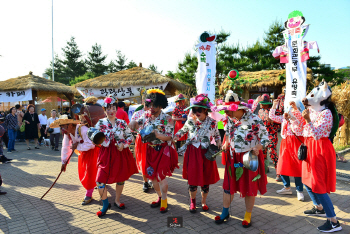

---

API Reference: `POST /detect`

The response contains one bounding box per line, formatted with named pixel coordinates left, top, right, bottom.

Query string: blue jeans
left=281, top=175, right=303, bottom=192
left=7, top=129, right=17, bottom=151
left=304, top=185, right=336, bottom=218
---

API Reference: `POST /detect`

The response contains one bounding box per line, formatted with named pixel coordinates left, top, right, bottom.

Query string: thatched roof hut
left=219, top=68, right=313, bottom=100
left=0, top=71, right=79, bottom=113
left=74, top=64, right=189, bottom=99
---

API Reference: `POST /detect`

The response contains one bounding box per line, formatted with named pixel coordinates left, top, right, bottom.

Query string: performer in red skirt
left=214, top=91, right=269, bottom=228
left=131, top=99, right=152, bottom=192
left=172, top=94, right=189, bottom=150
left=95, top=96, right=138, bottom=217
left=129, top=89, right=179, bottom=214
left=52, top=117, right=97, bottom=205
left=173, top=94, right=221, bottom=213
left=294, top=81, right=342, bottom=232
left=269, top=99, right=306, bottom=201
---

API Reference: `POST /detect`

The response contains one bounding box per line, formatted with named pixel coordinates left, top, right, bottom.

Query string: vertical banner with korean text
left=195, top=32, right=217, bottom=102
left=282, top=24, right=309, bottom=111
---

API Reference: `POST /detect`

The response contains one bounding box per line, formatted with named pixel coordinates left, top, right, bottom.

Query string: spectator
left=63, top=107, right=72, bottom=119
left=0, top=118, right=12, bottom=163
left=0, top=173, right=6, bottom=195
left=46, top=109, right=60, bottom=151
left=5, top=107, right=18, bottom=153
left=115, top=101, right=130, bottom=124
left=23, top=104, right=40, bottom=150
left=0, top=112, right=5, bottom=117
left=38, top=108, right=48, bottom=145
left=1, top=116, right=8, bottom=149
left=15, top=104, right=25, bottom=142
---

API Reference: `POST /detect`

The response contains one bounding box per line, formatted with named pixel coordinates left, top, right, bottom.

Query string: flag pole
left=52, top=0, right=54, bottom=81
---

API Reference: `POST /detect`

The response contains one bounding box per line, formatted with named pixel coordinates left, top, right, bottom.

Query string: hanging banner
left=195, top=32, right=217, bottom=102
left=273, top=11, right=319, bottom=112
left=76, top=82, right=168, bottom=99
left=0, top=89, right=32, bottom=102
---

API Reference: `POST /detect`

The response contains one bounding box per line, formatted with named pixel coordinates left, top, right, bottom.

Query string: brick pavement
left=0, top=142, right=349, bottom=234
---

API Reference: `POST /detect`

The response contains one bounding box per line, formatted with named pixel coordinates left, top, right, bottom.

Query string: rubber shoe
left=276, top=187, right=292, bottom=195
left=317, top=219, right=342, bottom=232
left=143, top=182, right=149, bottom=192
left=297, top=191, right=304, bottom=201
left=304, top=206, right=326, bottom=216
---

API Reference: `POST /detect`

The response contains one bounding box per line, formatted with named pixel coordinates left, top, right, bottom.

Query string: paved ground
left=0, top=141, right=349, bottom=234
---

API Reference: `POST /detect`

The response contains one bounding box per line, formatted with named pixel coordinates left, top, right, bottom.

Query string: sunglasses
left=192, top=107, right=203, bottom=114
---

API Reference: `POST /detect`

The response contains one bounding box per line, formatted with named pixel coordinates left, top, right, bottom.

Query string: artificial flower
left=228, top=104, right=238, bottom=111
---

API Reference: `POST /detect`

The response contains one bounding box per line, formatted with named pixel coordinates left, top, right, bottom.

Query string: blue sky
left=0, top=0, right=349, bottom=81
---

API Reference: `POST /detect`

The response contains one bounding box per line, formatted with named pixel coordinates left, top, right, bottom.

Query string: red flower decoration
left=202, top=205, right=209, bottom=211
left=245, top=133, right=254, bottom=142
left=160, top=207, right=166, bottom=211
left=215, top=216, right=221, bottom=221
left=79, top=140, right=84, bottom=144
left=119, top=203, right=125, bottom=207
left=104, top=97, right=112, bottom=104
left=96, top=211, right=102, bottom=216
left=151, top=201, right=157, bottom=205
left=242, top=220, right=250, bottom=226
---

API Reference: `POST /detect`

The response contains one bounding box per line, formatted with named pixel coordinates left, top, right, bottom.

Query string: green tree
left=69, top=72, right=95, bottom=86
left=108, top=50, right=129, bottom=73
left=45, top=54, right=66, bottom=83
left=263, top=20, right=286, bottom=69
left=86, top=43, right=108, bottom=76
left=127, top=60, right=137, bottom=69
left=148, top=64, right=163, bottom=74
left=61, top=37, right=87, bottom=83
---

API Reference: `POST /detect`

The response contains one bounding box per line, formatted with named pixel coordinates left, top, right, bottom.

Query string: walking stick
left=40, top=151, right=74, bottom=200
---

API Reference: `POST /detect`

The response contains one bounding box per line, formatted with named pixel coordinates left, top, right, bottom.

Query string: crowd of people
left=1, top=82, right=345, bottom=232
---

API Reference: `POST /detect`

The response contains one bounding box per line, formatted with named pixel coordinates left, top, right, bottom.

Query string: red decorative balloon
left=229, top=70, right=237, bottom=79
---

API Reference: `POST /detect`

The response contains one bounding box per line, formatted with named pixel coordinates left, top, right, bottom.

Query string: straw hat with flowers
left=213, top=91, right=253, bottom=112
left=185, top=93, right=212, bottom=111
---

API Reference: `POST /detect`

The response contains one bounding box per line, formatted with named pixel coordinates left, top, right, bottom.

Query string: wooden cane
left=40, top=151, right=74, bottom=200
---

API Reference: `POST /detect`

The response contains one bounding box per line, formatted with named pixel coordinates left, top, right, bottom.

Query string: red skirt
left=222, top=150, right=267, bottom=197
left=144, top=142, right=179, bottom=182
left=183, top=144, right=220, bottom=186
left=302, top=137, right=336, bottom=194
left=96, top=141, right=138, bottom=184
left=277, top=135, right=304, bottom=177
left=174, top=121, right=188, bottom=141
left=78, top=147, right=100, bottom=190
left=135, top=135, right=147, bottom=174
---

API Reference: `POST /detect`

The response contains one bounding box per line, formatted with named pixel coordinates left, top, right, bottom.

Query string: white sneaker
left=297, top=191, right=304, bottom=201
left=276, top=187, right=292, bottom=194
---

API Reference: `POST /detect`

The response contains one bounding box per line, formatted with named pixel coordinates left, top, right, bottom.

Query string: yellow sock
left=161, top=198, right=168, bottom=209
left=244, top=212, right=252, bottom=223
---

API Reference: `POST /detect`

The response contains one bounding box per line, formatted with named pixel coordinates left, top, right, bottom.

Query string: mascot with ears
left=292, top=80, right=342, bottom=232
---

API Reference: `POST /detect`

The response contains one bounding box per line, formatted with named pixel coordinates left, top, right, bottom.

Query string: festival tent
left=0, top=71, right=79, bottom=113
left=219, top=68, right=313, bottom=100
left=74, top=63, right=189, bottom=102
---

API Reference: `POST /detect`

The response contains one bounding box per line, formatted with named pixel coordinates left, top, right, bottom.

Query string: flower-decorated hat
left=175, top=93, right=186, bottom=102
left=49, top=115, right=80, bottom=128
left=259, top=94, right=272, bottom=105
left=184, top=93, right=212, bottom=111
left=102, top=95, right=118, bottom=108
left=213, top=90, right=252, bottom=112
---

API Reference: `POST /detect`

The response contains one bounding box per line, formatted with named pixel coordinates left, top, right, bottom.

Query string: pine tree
left=127, top=60, right=137, bottom=69
left=263, top=20, right=286, bottom=69
left=86, top=43, right=108, bottom=76
left=148, top=64, right=163, bottom=74
left=61, top=37, right=87, bottom=82
left=45, top=54, right=66, bottom=83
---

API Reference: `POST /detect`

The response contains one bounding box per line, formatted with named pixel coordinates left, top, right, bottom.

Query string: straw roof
left=219, top=68, right=313, bottom=94
left=74, top=66, right=188, bottom=92
left=0, top=71, right=78, bottom=95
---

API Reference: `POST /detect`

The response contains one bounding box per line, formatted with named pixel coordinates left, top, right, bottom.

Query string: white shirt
left=47, top=117, right=60, bottom=134
left=38, top=114, right=48, bottom=125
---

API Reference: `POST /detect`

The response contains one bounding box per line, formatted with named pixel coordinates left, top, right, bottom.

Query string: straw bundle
left=74, top=67, right=188, bottom=94
left=219, top=68, right=313, bottom=95
left=331, top=82, right=350, bottom=146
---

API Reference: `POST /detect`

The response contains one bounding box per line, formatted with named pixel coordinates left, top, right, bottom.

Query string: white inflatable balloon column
left=195, top=31, right=217, bottom=103
left=272, top=10, right=320, bottom=112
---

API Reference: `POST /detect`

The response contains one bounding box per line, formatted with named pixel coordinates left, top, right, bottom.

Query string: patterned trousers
left=263, top=132, right=278, bottom=169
